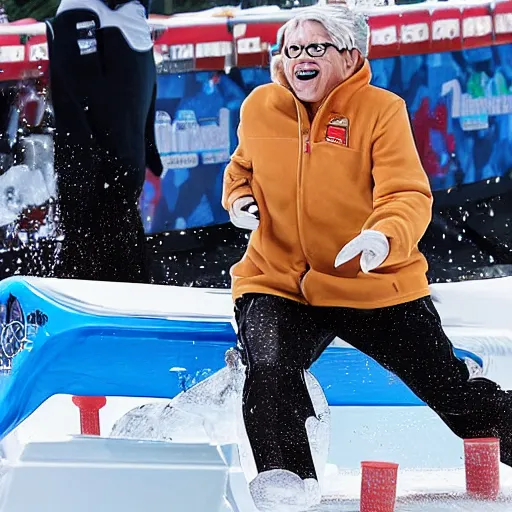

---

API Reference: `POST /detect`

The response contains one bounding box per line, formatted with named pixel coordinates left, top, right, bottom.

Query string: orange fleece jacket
left=222, top=61, right=433, bottom=308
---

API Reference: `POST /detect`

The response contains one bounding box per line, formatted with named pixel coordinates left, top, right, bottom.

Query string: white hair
left=276, top=5, right=370, bottom=58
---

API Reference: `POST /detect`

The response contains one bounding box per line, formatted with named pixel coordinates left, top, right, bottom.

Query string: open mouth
left=295, top=69, right=319, bottom=81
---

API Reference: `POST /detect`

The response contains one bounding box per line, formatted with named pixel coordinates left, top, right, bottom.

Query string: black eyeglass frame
left=283, top=42, right=345, bottom=59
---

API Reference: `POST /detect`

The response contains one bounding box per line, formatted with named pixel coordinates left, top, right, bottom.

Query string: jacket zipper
left=290, top=86, right=350, bottom=300
left=304, top=133, right=311, bottom=153
left=295, top=101, right=311, bottom=300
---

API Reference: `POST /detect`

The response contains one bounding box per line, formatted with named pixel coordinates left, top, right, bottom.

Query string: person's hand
left=229, top=196, right=260, bottom=231
left=334, top=230, right=389, bottom=273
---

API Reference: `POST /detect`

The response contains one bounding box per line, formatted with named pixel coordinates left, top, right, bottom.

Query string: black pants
left=47, top=9, right=160, bottom=282
left=235, top=293, right=512, bottom=480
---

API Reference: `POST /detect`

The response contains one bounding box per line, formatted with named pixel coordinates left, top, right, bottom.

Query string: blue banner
left=140, top=44, right=512, bottom=232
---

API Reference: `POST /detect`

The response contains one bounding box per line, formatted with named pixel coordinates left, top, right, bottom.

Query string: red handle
left=72, top=396, right=107, bottom=436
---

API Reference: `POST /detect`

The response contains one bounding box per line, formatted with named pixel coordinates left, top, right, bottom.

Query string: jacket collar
left=272, top=56, right=371, bottom=96
left=276, top=60, right=372, bottom=126
left=328, top=60, right=372, bottom=101
left=310, top=60, right=372, bottom=117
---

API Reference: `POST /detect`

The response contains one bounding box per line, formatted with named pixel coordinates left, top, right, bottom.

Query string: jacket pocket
left=333, top=256, right=361, bottom=278
left=312, top=142, right=370, bottom=190
left=231, top=253, right=264, bottom=279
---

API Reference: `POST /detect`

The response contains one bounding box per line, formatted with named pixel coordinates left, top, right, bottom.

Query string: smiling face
left=282, top=20, right=361, bottom=103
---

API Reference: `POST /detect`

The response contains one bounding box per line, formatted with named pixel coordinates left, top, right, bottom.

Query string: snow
left=0, top=165, right=52, bottom=228
left=431, top=277, right=512, bottom=331
left=21, top=276, right=234, bottom=321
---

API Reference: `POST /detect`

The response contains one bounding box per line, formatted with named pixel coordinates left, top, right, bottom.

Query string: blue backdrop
left=140, top=44, right=512, bottom=233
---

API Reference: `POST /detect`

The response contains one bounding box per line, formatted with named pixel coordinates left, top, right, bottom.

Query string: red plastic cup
left=360, top=461, right=399, bottom=512
left=72, top=396, right=107, bottom=436
left=464, top=438, right=500, bottom=500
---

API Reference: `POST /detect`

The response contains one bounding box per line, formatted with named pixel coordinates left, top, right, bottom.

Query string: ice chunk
left=111, top=402, right=209, bottom=443
left=111, top=348, right=330, bottom=492
left=249, top=469, right=307, bottom=512
left=304, top=478, right=321, bottom=509
left=169, top=348, right=245, bottom=445
left=305, top=371, right=331, bottom=489
left=111, top=348, right=244, bottom=444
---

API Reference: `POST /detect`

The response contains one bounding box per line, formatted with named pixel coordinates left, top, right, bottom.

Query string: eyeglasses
left=283, top=42, right=344, bottom=59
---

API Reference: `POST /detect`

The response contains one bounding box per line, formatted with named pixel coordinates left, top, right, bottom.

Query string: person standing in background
left=45, top=0, right=163, bottom=282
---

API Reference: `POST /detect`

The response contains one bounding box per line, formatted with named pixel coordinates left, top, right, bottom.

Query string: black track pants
left=235, top=293, right=512, bottom=480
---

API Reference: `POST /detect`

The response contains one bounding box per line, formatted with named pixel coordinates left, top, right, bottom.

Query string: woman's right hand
left=229, top=196, right=260, bottom=231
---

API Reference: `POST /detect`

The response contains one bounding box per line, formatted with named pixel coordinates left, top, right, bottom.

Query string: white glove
left=229, top=196, right=260, bottom=231
left=334, top=230, right=389, bottom=274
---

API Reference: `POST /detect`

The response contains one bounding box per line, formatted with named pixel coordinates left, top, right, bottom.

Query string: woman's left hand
left=334, top=230, right=389, bottom=273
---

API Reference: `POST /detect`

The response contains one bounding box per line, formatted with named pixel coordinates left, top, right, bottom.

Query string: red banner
left=494, top=0, right=512, bottom=45
left=367, top=13, right=399, bottom=59
left=461, top=4, right=493, bottom=49
left=431, top=7, right=462, bottom=54
left=398, top=9, right=431, bottom=56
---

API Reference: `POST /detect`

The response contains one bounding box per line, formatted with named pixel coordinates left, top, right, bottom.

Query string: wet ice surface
left=314, top=466, right=512, bottom=511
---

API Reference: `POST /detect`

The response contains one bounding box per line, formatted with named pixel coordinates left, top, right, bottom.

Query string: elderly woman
left=223, top=5, right=512, bottom=511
